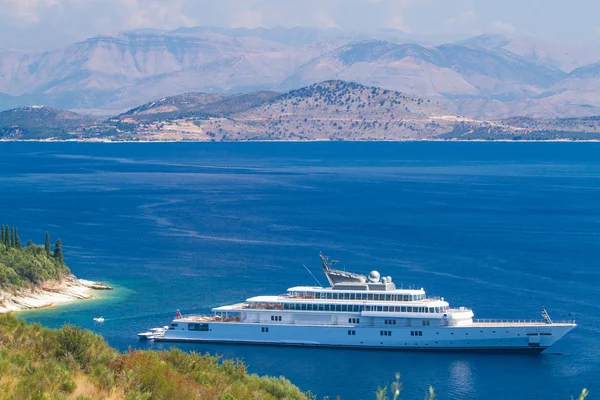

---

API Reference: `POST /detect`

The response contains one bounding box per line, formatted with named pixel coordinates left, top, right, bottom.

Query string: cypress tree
left=9, top=227, right=14, bottom=248
left=15, top=227, right=21, bottom=249
left=27, top=240, right=33, bottom=247
left=54, top=239, right=64, bottom=264
left=0, top=225, right=5, bottom=248
left=45, top=232, right=51, bottom=258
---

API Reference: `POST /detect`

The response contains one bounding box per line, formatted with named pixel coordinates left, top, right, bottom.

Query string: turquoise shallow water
left=1, top=142, right=599, bottom=399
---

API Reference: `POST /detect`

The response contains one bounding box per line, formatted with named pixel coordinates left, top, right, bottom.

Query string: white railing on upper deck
left=278, top=295, right=444, bottom=302
left=474, top=318, right=576, bottom=324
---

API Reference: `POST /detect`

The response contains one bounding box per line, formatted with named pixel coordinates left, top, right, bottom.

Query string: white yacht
left=149, top=254, right=576, bottom=353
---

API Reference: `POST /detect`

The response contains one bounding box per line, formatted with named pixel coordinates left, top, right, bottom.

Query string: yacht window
left=318, top=304, right=324, bottom=311
left=327, top=293, right=332, bottom=299
left=400, top=307, right=405, bottom=312
left=336, top=305, right=341, bottom=312
left=324, top=304, right=330, bottom=311
left=188, top=323, right=209, bottom=331
left=384, top=295, right=390, bottom=301
left=349, top=293, right=355, bottom=300
left=377, top=306, right=383, bottom=312
left=342, top=305, right=348, bottom=312
left=301, top=304, right=307, bottom=311
left=383, top=306, right=389, bottom=312
left=348, top=318, right=352, bottom=323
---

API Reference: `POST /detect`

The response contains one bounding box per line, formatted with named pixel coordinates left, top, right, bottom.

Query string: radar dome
left=368, top=270, right=380, bottom=283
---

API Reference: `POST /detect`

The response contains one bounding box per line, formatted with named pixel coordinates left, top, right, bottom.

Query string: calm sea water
left=1, top=142, right=598, bottom=400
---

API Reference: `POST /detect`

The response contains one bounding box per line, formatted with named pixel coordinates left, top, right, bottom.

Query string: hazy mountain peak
left=457, top=34, right=511, bottom=49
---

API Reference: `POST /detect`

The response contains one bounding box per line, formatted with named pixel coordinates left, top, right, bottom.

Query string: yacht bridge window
left=299, top=291, right=426, bottom=302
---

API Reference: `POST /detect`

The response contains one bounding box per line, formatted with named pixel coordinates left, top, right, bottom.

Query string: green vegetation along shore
left=0, top=226, right=69, bottom=289
left=0, top=313, right=308, bottom=400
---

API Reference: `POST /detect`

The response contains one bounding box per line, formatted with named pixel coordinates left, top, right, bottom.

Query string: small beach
left=0, top=275, right=112, bottom=313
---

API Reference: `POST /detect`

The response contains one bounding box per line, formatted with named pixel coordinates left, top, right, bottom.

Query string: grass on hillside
left=0, top=313, right=308, bottom=400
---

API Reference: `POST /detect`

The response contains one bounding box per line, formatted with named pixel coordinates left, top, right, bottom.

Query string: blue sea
left=0, top=142, right=598, bottom=400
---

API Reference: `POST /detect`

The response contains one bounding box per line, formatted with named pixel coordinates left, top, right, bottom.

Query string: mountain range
left=1, top=27, right=600, bottom=119
left=3, top=80, right=600, bottom=142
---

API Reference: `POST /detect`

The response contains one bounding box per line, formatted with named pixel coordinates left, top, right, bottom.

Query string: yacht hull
left=155, top=321, right=574, bottom=353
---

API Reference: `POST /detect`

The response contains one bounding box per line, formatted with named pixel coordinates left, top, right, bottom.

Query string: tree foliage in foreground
left=0, top=314, right=307, bottom=400
left=0, top=227, right=70, bottom=288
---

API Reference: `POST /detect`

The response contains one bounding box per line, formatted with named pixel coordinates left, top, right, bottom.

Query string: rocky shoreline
left=0, top=275, right=113, bottom=313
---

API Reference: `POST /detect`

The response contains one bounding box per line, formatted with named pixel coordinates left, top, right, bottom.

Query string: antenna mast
left=303, top=264, right=323, bottom=287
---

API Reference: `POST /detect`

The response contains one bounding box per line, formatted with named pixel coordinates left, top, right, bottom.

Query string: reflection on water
left=449, top=361, right=474, bottom=398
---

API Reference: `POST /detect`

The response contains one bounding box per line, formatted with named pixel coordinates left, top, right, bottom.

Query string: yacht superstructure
left=148, top=254, right=576, bottom=353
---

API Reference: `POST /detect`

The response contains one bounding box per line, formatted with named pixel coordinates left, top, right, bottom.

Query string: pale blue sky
left=0, top=0, right=597, bottom=49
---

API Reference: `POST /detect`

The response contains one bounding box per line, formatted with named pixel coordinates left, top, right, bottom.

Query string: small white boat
left=138, top=331, right=155, bottom=340
left=138, top=326, right=168, bottom=340
left=93, top=317, right=105, bottom=323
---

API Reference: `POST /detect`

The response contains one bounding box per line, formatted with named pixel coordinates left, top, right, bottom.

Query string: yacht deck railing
left=474, top=318, right=576, bottom=325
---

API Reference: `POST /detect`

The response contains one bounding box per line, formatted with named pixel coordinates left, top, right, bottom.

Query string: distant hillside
left=0, top=106, right=95, bottom=139
left=3, top=81, right=600, bottom=141
left=117, top=80, right=467, bottom=141
left=2, top=27, right=600, bottom=118
left=281, top=40, right=566, bottom=102
left=118, top=91, right=280, bottom=123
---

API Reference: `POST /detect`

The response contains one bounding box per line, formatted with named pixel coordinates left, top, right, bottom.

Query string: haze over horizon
left=1, top=0, right=599, bottom=50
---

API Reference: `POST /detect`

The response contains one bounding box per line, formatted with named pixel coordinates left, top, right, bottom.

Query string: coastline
left=0, top=275, right=112, bottom=313
left=2, top=138, right=600, bottom=143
